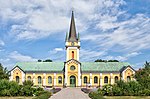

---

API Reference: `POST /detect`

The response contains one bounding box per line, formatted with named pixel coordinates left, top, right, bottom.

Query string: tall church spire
left=68, top=11, right=78, bottom=42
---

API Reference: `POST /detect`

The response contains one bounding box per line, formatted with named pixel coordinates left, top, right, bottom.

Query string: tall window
left=114, top=76, right=118, bottom=83
left=16, top=76, right=19, bottom=83
left=48, top=76, right=52, bottom=84
left=104, top=76, right=108, bottom=83
left=72, top=51, right=74, bottom=59
left=127, top=76, right=131, bottom=82
left=58, top=76, right=62, bottom=84
left=27, top=76, right=31, bottom=81
left=94, top=76, right=98, bottom=84
left=84, top=76, right=87, bottom=84
left=38, top=76, right=42, bottom=84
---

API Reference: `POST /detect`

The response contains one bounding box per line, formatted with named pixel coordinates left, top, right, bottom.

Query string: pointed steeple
left=68, top=11, right=78, bottom=42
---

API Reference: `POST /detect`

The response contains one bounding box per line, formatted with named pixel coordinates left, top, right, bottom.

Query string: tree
left=0, top=63, right=9, bottom=80
left=38, top=59, right=42, bottom=62
left=43, top=59, right=52, bottom=62
left=95, top=59, right=119, bottom=62
left=134, top=61, right=150, bottom=90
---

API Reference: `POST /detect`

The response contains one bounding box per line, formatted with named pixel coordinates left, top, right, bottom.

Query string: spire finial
left=68, top=11, right=78, bottom=42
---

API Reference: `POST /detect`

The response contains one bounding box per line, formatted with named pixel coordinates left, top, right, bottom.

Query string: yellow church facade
left=10, top=12, right=135, bottom=87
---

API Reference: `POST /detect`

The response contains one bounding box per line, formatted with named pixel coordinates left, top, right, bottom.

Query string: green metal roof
left=81, top=62, right=130, bottom=72
left=14, top=61, right=130, bottom=72
left=15, top=62, right=64, bottom=72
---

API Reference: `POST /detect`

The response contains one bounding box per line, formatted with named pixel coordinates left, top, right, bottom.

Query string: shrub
left=23, top=80, right=34, bottom=86
left=89, top=92, right=104, bottom=99
left=36, top=91, right=52, bottom=99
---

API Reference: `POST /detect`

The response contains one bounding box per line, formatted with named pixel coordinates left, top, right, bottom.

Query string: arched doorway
left=70, top=75, right=76, bottom=87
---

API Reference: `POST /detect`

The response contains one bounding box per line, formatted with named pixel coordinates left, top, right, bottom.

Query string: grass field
left=0, top=96, right=150, bottom=99
left=104, top=96, right=150, bottom=99
left=0, top=97, right=34, bottom=99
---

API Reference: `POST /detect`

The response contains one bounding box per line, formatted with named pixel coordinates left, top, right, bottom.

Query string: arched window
left=127, top=76, right=131, bottom=82
left=84, top=76, right=87, bottom=84
left=114, top=76, right=118, bottom=83
left=38, top=76, right=42, bottom=84
left=48, top=76, right=52, bottom=84
left=27, top=76, right=31, bottom=81
left=16, top=76, right=19, bottom=83
left=58, top=76, right=62, bottom=84
left=104, top=76, right=108, bottom=83
left=72, top=51, right=74, bottom=59
left=94, top=76, right=98, bottom=84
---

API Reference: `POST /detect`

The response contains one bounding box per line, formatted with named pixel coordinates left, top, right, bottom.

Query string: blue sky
left=0, top=0, right=150, bottom=70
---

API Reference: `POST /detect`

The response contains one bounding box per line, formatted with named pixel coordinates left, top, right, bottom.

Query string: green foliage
left=38, top=60, right=42, bottom=62
left=135, top=61, right=150, bottom=90
left=35, top=91, right=52, bottom=99
left=0, top=79, right=20, bottom=96
left=89, top=91, right=105, bottom=99
left=0, top=63, right=9, bottom=80
left=23, top=80, right=34, bottom=86
left=43, top=59, right=52, bottom=62
left=95, top=59, right=119, bottom=62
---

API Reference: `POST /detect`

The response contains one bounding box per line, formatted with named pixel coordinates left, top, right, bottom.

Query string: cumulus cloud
left=9, top=51, right=37, bottom=62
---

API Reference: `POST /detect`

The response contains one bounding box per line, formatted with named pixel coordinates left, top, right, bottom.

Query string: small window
left=94, top=76, right=98, bottom=84
left=104, top=76, right=108, bottom=83
left=114, top=76, right=118, bottom=83
left=127, top=76, right=131, bottom=82
left=16, top=76, right=19, bottom=83
left=48, top=76, right=52, bottom=84
left=70, top=65, right=76, bottom=70
left=38, top=76, right=42, bottom=84
left=72, top=51, right=74, bottom=59
left=58, top=76, right=62, bottom=84
left=27, top=76, right=31, bottom=81
left=84, top=76, right=87, bottom=84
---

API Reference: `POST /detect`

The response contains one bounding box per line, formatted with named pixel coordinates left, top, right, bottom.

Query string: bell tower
left=65, top=11, right=81, bottom=87
left=65, top=11, right=80, bottom=61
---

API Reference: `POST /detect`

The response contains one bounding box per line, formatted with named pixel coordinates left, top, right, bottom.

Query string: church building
left=10, top=11, right=135, bottom=87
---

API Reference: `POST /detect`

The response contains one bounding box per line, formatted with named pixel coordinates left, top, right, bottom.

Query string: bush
left=89, top=91, right=104, bottom=99
left=0, top=79, right=20, bottom=96
left=36, top=91, right=52, bottom=99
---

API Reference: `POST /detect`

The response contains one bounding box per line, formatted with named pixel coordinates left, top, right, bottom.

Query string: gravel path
left=50, top=88, right=90, bottom=99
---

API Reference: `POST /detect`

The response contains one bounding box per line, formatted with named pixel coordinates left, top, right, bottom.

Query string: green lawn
left=104, top=96, right=150, bottom=99
left=0, top=97, right=34, bottom=99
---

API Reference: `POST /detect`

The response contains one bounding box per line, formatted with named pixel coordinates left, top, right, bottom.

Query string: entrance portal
left=70, top=75, right=76, bottom=87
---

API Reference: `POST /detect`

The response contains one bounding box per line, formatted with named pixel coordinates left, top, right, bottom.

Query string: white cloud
left=0, top=0, right=126, bottom=41
left=54, top=48, right=64, bottom=52
left=9, top=51, right=37, bottom=62
left=48, top=48, right=65, bottom=61
left=104, top=52, right=141, bottom=61
left=0, top=40, right=5, bottom=46
left=80, top=49, right=107, bottom=61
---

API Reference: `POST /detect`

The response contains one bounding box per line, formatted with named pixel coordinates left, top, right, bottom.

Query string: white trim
left=33, top=73, right=35, bottom=84
left=110, top=73, right=113, bottom=85
left=22, top=71, right=25, bottom=83
left=77, top=48, right=79, bottom=61
left=54, top=73, right=56, bottom=86
left=90, top=73, right=92, bottom=85
left=78, top=42, right=80, bottom=46
left=100, top=73, right=102, bottom=87
left=10, top=71, right=13, bottom=81
left=43, top=73, right=46, bottom=86
left=78, top=64, right=81, bottom=86
left=65, top=63, right=68, bottom=86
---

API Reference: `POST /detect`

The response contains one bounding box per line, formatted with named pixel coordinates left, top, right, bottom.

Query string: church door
left=70, top=75, right=76, bottom=87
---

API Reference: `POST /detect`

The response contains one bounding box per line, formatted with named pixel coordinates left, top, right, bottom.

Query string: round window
left=70, top=65, right=76, bottom=70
